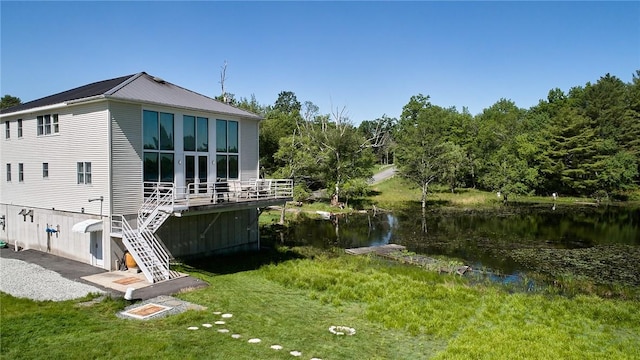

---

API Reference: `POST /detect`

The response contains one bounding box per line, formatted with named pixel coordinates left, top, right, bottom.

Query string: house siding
left=1, top=204, right=105, bottom=265
left=240, top=119, right=260, bottom=180
left=0, top=102, right=111, bottom=216
left=110, top=101, right=143, bottom=216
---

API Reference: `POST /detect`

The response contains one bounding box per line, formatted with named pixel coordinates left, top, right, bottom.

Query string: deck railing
left=111, top=179, right=293, bottom=235
left=181, top=179, right=293, bottom=206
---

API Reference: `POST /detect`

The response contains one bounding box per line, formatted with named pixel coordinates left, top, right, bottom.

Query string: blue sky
left=1, top=1, right=638, bottom=123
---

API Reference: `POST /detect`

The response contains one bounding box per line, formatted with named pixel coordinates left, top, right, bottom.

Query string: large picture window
left=215, top=119, right=239, bottom=179
left=183, top=115, right=208, bottom=152
left=143, top=110, right=175, bottom=182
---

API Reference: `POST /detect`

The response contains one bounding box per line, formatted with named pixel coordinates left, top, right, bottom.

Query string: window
left=37, top=114, right=59, bottom=136
left=183, top=115, right=208, bottom=152
left=43, top=163, right=49, bottom=179
left=143, top=110, right=175, bottom=182
left=6, top=164, right=10, bottom=182
left=5, top=122, right=9, bottom=139
left=17, top=119, right=22, bottom=138
left=216, top=119, right=239, bottom=179
left=77, top=162, right=91, bottom=184
left=18, top=163, right=24, bottom=182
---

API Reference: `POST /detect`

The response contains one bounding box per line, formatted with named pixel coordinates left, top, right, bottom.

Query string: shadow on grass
left=178, top=246, right=305, bottom=276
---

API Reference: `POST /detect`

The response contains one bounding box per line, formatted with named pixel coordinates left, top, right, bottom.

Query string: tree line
left=242, top=71, right=640, bottom=205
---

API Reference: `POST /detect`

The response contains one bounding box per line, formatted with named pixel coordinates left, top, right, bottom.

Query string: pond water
left=265, top=203, right=640, bottom=287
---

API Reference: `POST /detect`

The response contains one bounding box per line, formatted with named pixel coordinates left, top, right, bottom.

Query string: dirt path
left=369, top=165, right=396, bottom=184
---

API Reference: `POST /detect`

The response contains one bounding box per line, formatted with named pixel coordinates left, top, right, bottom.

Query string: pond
left=264, top=203, right=640, bottom=289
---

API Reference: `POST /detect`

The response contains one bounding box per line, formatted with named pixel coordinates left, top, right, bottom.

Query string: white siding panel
left=240, top=119, right=259, bottom=180
left=0, top=102, right=110, bottom=216
left=110, top=102, right=143, bottom=215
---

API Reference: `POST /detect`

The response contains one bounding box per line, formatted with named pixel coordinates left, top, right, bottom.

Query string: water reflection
left=266, top=203, right=640, bottom=279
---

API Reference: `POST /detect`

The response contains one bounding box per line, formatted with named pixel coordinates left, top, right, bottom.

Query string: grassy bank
left=2, top=248, right=639, bottom=359
left=262, top=176, right=640, bottom=224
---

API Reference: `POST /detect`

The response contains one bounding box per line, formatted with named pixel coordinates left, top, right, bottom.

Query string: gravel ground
left=0, top=258, right=105, bottom=301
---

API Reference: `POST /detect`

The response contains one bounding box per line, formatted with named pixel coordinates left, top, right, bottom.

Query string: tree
left=312, top=106, right=374, bottom=204
left=395, top=94, right=453, bottom=208
left=438, top=141, right=467, bottom=193
left=259, top=91, right=303, bottom=174
left=358, top=115, right=397, bottom=165
left=1, top=95, right=21, bottom=110
left=235, top=94, right=266, bottom=116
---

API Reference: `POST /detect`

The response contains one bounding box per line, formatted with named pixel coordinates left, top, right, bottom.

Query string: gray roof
left=1, top=72, right=262, bottom=120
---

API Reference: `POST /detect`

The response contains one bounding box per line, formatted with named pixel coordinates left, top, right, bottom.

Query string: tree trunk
left=421, top=181, right=428, bottom=209
left=279, top=203, right=286, bottom=225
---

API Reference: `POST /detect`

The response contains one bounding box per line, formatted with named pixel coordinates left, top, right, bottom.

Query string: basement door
left=90, top=231, right=104, bottom=267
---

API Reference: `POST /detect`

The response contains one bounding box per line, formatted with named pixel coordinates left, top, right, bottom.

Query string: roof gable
left=1, top=72, right=262, bottom=120
left=110, top=73, right=261, bottom=119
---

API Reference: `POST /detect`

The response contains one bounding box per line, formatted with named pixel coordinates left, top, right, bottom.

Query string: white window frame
left=17, top=119, right=22, bottom=138
left=5, top=122, right=9, bottom=139
left=43, top=163, right=49, bottom=179
left=6, top=164, right=10, bottom=182
left=18, top=163, right=23, bottom=182
left=37, top=114, right=59, bottom=136
left=77, top=162, right=91, bottom=184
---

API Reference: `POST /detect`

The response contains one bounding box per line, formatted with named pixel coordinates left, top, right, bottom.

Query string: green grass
left=2, top=248, right=639, bottom=359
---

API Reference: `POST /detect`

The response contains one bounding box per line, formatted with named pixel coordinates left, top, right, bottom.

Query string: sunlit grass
left=2, top=249, right=639, bottom=359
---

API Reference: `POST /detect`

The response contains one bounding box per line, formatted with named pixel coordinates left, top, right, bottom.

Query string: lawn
left=2, top=248, right=639, bottom=359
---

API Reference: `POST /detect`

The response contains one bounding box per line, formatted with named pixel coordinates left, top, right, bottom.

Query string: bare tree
left=219, top=60, right=228, bottom=103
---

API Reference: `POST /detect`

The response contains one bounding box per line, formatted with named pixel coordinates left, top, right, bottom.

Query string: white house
left=0, top=72, right=292, bottom=283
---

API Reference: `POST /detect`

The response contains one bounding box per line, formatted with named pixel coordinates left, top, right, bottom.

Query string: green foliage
left=340, top=178, right=369, bottom=206
left=0, top=94, right=21, bottom=109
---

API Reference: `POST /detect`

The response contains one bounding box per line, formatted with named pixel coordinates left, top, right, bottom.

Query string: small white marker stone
left=248, top=338, right=261, bottom=343
left=202, top=324, right=212, bottom=328
left=213, top=311, right=222, bottom=315
left=217, top=329, right=230, bottom=333
left=187, top=326, right=198, bottom=330
left=221, top=313, right=233, bottom=318
left=215, top=320, right=225, bottom=325
left=270, top=345, right=283, bottom=350
left=231, top=334, right=242, bottom=339
left=290, top=350, right=302, bottom=357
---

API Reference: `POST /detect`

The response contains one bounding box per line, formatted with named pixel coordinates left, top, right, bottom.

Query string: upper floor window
left=18, top=163, right=24, bottom=182
left=43, top=163, right=49, bottom=179
left=216, top=119, right=238, bottom=153
left=143, top=110, right=174, bottom=183
left=77, top=162, right=91, bottom=184
left=4, top=122, right=9, bottom=139
left=143, top=110, right=174, bottom=150
left=216, top=120, right=239, bottom=179
left=6, top=164, right=10, bottom=182
left=37, top=114, right=59, bottom=136
left=17, top=119, right=22, bottom=138
left=183, top=115, right=208, bottom=152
